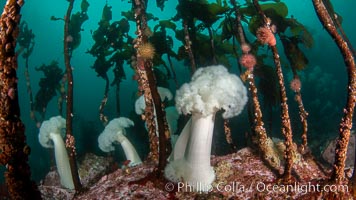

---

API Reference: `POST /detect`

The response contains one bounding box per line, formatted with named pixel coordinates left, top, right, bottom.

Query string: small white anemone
left=135, top=86, right=173, bottom=115
left=39, top=116, right=74, bottom=189
left=135, top=87, right=177, bottom=140
left=98, top=117, right=142, bottom=167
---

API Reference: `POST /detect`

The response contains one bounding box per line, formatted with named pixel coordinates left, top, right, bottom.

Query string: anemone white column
left=165, top=114, right=215, bottom=192
left=117, top=133, right=142, bottom=167
left=50, top=132, right=74, bottom=189
left=171, top=118, right=192, bottom=161
left=183, top=113, right=215, bottom=191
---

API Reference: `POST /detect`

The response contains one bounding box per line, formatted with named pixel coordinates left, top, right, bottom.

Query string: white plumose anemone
left=135, top=87, right=180, bottom=150
left=165, top=65, right=248, bottom=192
left=98, top=117, right=142, bottom=167
left=134, top=86, right=173, bottom=116
left=38, top=116, right=74, bottom=189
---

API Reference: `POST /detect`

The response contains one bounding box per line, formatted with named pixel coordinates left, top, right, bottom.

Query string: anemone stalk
left=119, top=137, right=142, bottom=167
left=183, top=113, right=216, bottom=189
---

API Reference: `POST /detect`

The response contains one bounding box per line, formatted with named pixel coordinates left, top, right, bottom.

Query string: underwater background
left=0, top=0, right=355, bottom=184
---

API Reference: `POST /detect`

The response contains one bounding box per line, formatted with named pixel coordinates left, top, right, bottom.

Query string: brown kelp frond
left=312, top=0, right=356, bottom=189
left=64, top=0, right=83, bottom=191
left=133, top=0, right=170, bottom=178
left=0, top=0, right=41, bottom=198
left=253, top=0, right=295, bottom=184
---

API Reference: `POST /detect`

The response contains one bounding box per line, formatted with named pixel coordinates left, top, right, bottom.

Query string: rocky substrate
left=39, top=148, right=353, bottom=199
